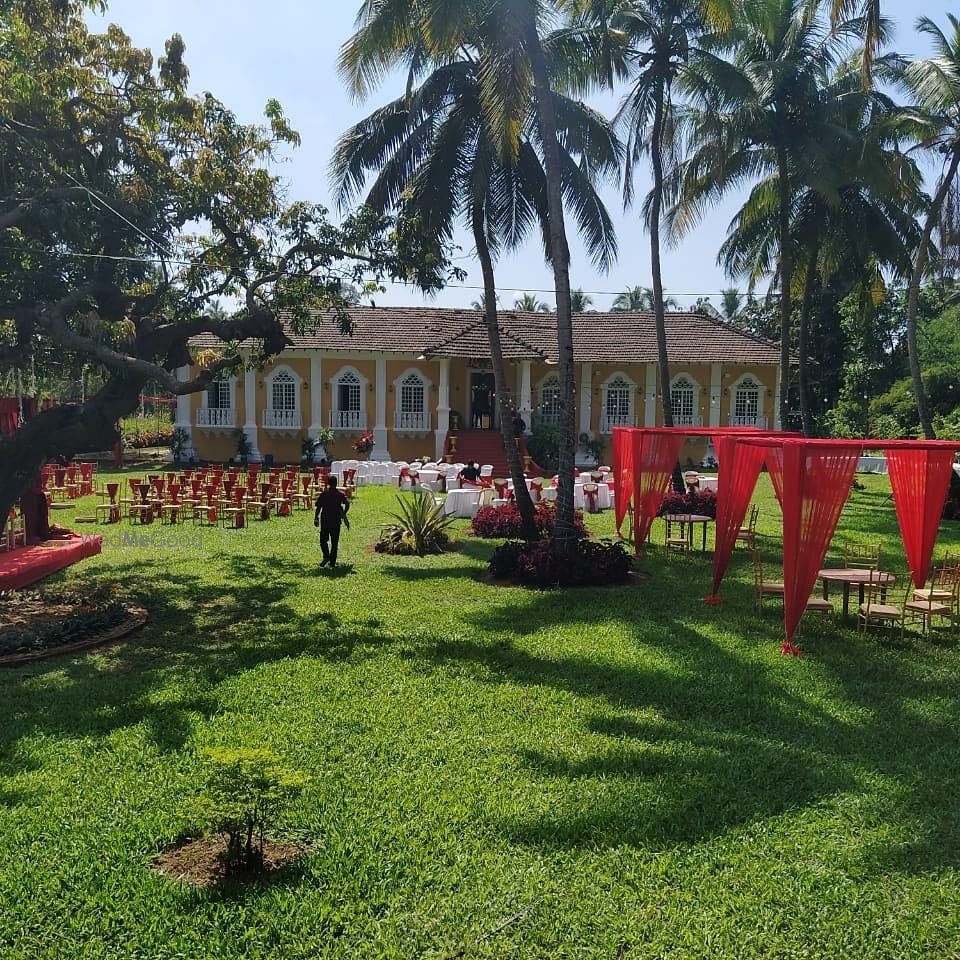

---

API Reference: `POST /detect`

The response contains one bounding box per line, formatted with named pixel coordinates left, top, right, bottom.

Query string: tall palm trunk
left=776, top=149, right=793, bottom=430
left=525, top=21, right=578, bottom=552
left=650, top=82, right=673, bottom=428
left=906, top=150, right=960, bottom=439
left=797, top=241, right=819, bottom=437
left=472, top=204, right=539, bottom=541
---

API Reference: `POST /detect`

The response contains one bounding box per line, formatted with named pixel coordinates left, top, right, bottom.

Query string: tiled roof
left=189, top=306, right=782, bottom=364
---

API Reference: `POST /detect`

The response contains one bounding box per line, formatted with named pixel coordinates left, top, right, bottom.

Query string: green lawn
left=2, top=472, right=960, bottom=958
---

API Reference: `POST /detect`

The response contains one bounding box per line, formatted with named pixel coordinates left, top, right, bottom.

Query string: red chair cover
left=583, top=483, right=599, bottom=513
left=493, top=480, right=509, bottom=500
left=529, top=480, right=543, bottom=502
left=612, top=427, right=634, bottom=536
left=886, top=445, right=958, bottom=587
left=779, top=441, right=861, bottom=652
left=633, top=431, right=686, bottom=546
left=398, top=467, right=409, bottom=487
left=706, top=435, right=769, bottom=601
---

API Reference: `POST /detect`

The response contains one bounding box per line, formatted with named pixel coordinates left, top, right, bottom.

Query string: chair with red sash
left=97, top=482, right=122, bottom=524
left=78, top=462, right=95, bottom=496
left=492, top=479, right=511, bottom=505
left=582, top=482, right=601, bottom=514
left=160, top=483, right=183, bottom=524
left=529, top=478, right=544, bottom=504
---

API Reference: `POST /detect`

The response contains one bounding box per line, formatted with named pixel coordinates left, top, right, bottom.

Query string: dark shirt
left=315, top=489, right=349, bottom=530
left=460, top=465, right=481, bottom=483
left=512, top=416, right=526, bottom=437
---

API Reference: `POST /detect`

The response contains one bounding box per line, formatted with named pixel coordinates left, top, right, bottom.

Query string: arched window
left=733, top=375, right=761, bottom=426
left=602, top=375, right=633, bottom=431
left=271, top=370, right=297, bottom=412
left=332, top=368, right=366, bottom=430
left=336, top=370, right=361, bottom=412
left=538, top=375, right=561, bottom=426
left=395, top=370, right=429, bottom=430
left=670, top=376, right=696, bottom=426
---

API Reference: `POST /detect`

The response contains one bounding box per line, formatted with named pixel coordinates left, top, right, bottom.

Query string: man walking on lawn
left=314, top=475, right=350, bottom=568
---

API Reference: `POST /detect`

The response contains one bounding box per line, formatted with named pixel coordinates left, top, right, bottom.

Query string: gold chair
left=751, top=548, right=785, bottom=611
left=736, top=504, right=759, bottom=549
left=844, top=541, right=881, bottom=570
left=904, top=573, right=957, bottom=638
left=857, top=568, right=901, bottom=634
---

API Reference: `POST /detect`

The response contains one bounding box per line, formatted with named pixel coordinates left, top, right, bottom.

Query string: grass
left=1, top=471, right=960, bottom=957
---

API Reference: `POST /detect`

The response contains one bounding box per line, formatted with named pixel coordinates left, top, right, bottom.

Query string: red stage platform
left=0, top=534, right=102, bottom=591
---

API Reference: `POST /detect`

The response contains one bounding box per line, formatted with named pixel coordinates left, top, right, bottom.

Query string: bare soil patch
left=151, top=835, right=311, bottom=886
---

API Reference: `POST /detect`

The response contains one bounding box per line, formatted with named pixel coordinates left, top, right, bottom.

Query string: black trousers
left=319, top=526, right=341, bottom=564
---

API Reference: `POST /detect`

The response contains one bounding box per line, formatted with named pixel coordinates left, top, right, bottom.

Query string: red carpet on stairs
left=450, top=430, right=545, bottom=476
left=0, top=534, right=102, bottom=591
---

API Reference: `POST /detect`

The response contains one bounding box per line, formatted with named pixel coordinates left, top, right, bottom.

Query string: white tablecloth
left=443, top=488, right=481, bottom=518
left=542, top=483, right=612, bottom=510
left=858, top=456, right=888, bottom=474
left=698, top=475, right=719, bottom=493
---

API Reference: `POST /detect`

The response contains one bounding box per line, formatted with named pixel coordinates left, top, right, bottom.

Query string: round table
left=661, top=513, right=713, bottom=552
left=819, top=568, right=896, bottom=619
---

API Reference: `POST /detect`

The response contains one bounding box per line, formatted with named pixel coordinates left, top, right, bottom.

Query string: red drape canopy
left=633, top=430, right=687, bottom=546
left=884, top=441, right=960, bottom=587
left=612, top=427, right=635, bottom=536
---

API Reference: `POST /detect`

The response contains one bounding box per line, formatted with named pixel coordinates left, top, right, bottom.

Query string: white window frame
left=730, top=373, right=766, bottom=426
left=537, top=373, right=562, bottom=427
left=265, top=365, right=301, bottom=414
left=669, top=374, right=701, bottom=426
left=330, top=365, right=368, bottom=430
left=393, top=367, right=432, bottom=431
left=600, top=372, right=636, bottom=432
left=202, top=374, right=236, bottom=411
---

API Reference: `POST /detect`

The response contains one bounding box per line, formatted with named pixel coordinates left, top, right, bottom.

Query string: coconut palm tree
left=570, top=288, right=593, bottom=311
left=334, top=11, right=619, bottom=538
left=720, top=287, right=742, bottom=320
left=617, top=0, right=706, bottom=427
left=718, top=59, right=922, bottom=433
left=611, top=284, right=678, bottom=311
left=902, top=14, right=960, bottom=438
left=514, top=293, right=553, bottom=311
left=675, top=0, right=839, bottom=429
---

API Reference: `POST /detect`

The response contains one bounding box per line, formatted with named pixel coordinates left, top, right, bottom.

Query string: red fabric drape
left=886, top=445, right=958, bottom=587
left=765, top=445, right=785, bottom=507
left=780, top=441, right=861, bottom=652
left=707, top=436, right=770, bottom=600
left=633, top=431, right=686, bottom=546
left=612, top=427, right=635, bottom=536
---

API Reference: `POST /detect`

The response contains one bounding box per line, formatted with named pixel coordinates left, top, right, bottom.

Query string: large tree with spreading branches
left=0, top=0, right=454, bottom=534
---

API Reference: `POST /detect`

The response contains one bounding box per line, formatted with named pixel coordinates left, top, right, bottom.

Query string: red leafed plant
left=471, top=500, right=588, bottom=539
left=656, top=488, right=717, bottom=519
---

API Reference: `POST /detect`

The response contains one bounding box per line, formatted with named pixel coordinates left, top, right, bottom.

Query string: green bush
left=375, top=492, right=454, bottom=556
left=186, top=747, right=308, bottom=874
left=526, top=424, right=560, bottom=473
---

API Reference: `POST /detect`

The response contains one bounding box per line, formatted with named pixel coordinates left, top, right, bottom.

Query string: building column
left=371, top=355, right=390, bottom=460
left=709, top=363, right=722, bottom=428
left=643, top=363, right=657, bottom=427
left=243, top=363, right=261, bottom=462
left=773, top=364, right=782, bottom=430
left=519, top=360, right=532, bottom=433
left=309, top=355, right=324, bottom=462
left=174, top=366, right=196, bottom=460
left=435, top=358, right=451, bottom=460
left=578, top=362, right=593, bottom=437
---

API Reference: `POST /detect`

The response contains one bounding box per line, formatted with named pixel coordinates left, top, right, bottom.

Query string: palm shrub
left=186, top=747, right=308, bottom=875
left=376, top=493, right=455, bottom=556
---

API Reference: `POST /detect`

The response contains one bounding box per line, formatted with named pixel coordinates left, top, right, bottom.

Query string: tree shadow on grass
left=0, top=553, right=396, bottom=775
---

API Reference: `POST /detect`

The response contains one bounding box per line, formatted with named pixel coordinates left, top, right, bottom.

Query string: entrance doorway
left=469, top=371, right=497, bottom=430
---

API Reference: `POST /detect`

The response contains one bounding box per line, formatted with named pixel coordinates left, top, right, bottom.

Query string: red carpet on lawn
left=0, top=534, right=102, bottom=591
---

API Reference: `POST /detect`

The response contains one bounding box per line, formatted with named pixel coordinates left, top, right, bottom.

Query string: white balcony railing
left=394, top=410, right=431, bottom=431
left=599, top=413, right=636, bottom=433
left=729, top=414, right=768, bottom=428
left=330, top=409, right=367, bottom=431
left=263, top=409, right=302, bottom=430
left=672, top=413, right=703, bottom=427
left=196, top=407, right=236, bottom=428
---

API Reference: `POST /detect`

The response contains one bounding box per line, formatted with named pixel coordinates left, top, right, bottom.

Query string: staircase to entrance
left=445, top=430, right=545, bottom=477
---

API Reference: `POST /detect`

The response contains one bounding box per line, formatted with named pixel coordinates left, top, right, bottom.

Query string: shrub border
left=0, top=607, right=149, bottom=668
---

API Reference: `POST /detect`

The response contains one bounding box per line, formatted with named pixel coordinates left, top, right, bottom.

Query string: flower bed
left=489, top=538, right=632, bottom=588
left=656, top=489, right=717, bottom=519
left=472, top=500, right=588, bottom=539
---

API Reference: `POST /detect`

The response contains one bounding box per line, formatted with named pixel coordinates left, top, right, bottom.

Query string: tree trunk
left=0, top=375, right=140, bottom=537
left=906, top=149, right=960, bottom=439
left=650, top=82, right=673, bottom=428
left=525, top=21, right=578, bottom=553
left=797, top=241, right=819, bottom=437
left=777, top=150, right=793, bottom=430
left=472, top=205, right=539, bottom=541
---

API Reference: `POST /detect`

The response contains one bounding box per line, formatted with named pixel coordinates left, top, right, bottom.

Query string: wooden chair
left=904, top=572, right=957, bottom=638
left=857, top=568, right=902, bottom=634
left=751, top=548, right=784, bottom=611
left=664, top=517, right=690, bottom=554
left=844, top=541, right=881, bottom=570
left=3, top=510, right=26, bottom=551
left=736, top=504, right=759, bottom=549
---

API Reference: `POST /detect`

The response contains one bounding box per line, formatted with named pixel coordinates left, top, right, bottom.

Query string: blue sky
left=91, top=1, right=954, bottom=312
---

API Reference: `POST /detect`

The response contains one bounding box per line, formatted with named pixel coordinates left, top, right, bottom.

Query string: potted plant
left=301, top=428, right=334, bottom=466
left=234, top=429, right=252, bottom=466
